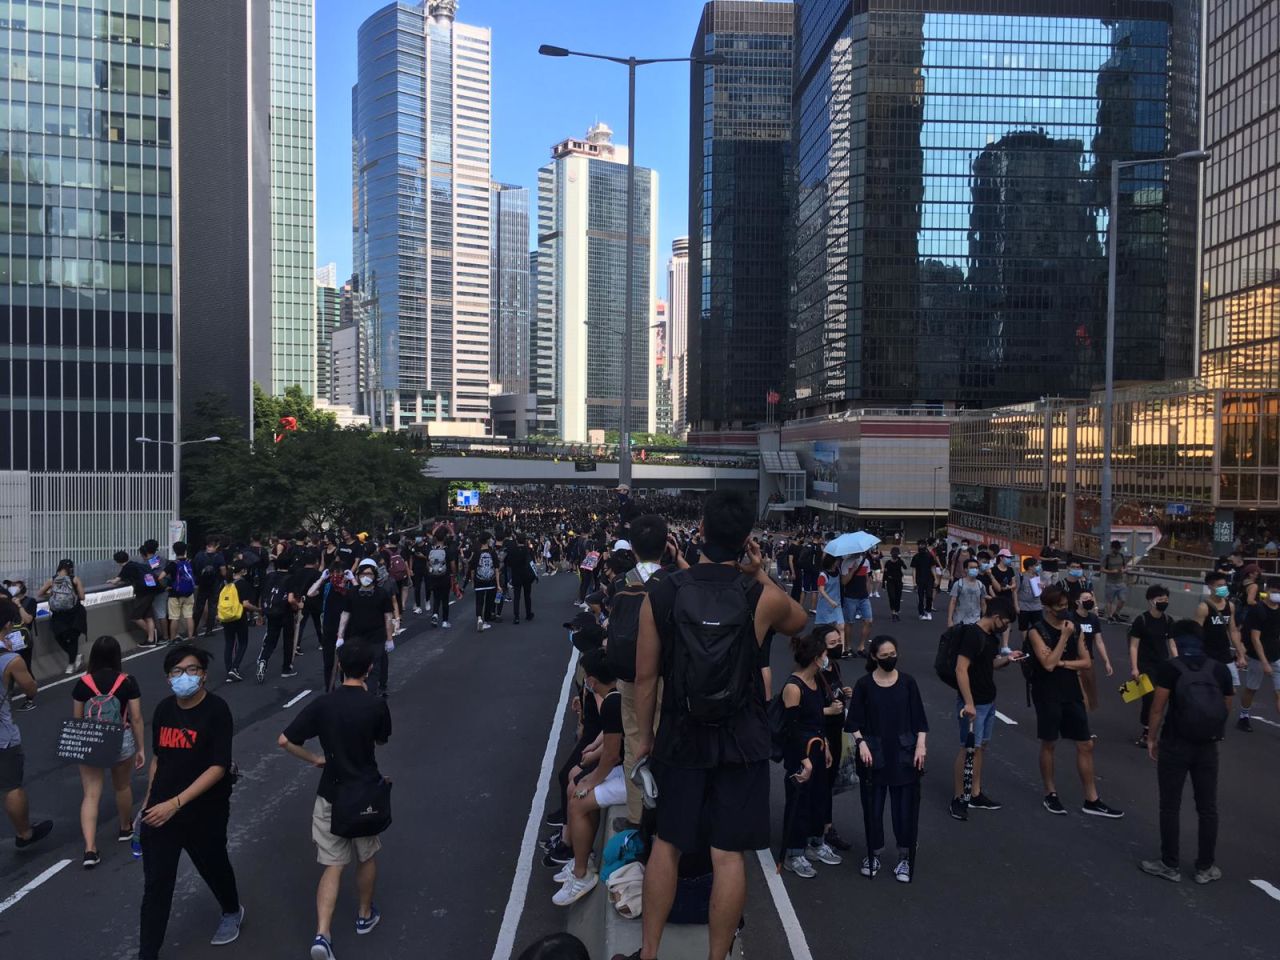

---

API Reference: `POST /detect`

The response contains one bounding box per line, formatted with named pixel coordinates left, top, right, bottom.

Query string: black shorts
left=651, top=759, right=770, bottom=854
left=1034, top=698, right=1091, bottom=742
left=1018, top=610, right=1040, bottom=632
left=129, top=593, right=155, bottom=620
left=0, top=745, right=24, bottom=793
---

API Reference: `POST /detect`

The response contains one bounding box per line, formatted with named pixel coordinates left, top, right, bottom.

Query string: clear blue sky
left=316, top=0, right=708, bottom=287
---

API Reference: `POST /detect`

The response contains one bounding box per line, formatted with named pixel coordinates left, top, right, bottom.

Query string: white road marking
left=32, top=643, right=169, bottom=695
left=755, top=850, right=815, bottom=960
left=0, top=859, right=73, bottom=914
left=489, top=647, right=578, bottom=960
left=282, top=689, right=312, bottom=709
left=995, top=710, right=1018, bottom=725
left=1250, top=879, right=1280, bottom=902
left=1249, top=715, right=1280, bottom=729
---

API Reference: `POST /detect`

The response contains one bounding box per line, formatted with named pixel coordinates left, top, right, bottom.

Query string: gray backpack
left=49, top=575, right=77, bottom=612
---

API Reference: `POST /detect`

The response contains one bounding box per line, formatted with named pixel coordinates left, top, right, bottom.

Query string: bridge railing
left=421, top=436, right=759, bottom=470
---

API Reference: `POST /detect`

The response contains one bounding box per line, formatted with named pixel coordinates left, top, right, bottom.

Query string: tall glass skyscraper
left=1200, top=0, right=1280, bottom=389
left=490, top=182, right=530, bottom=398
left=316, top=270, right=340, bottom=402
left=353, top=0, right=492, bottom=431
left=1, top=0, right=176, bottom=579
left=688, top=1, right=793, bottom=432
left=536, top=124, right=658, bottom=442
left=269, top=0, right=316, bottom=395
left=790, top=0, right=1201, bottom=414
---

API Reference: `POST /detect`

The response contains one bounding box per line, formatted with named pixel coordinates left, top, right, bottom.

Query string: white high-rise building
left=353, top=0, right=492, bottom=432
left=668, top=237, right=689, bottom=435
left=535, top=124, right=659, bottom=442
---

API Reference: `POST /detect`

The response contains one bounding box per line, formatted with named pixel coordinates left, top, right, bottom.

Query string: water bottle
left=131, top=812, right=142, bottom=860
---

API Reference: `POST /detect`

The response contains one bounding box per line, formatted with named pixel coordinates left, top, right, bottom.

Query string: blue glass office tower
left=353, top=0, right=492, bottom=431
left=688, top=1, right=794, bottom=433
left=1, top=0, right=176, bottom=579
left=790, top=0, right=1201, bottom=413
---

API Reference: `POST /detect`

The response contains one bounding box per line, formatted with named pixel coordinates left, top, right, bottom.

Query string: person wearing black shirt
left=779, top=631, right=838, bottom=879
left=882, top=547, right=906, bottom=622
left=553, top=649, right=624, bottom=907
left=1239, top=579, right=1280, bottom=732
left=220, top=564, right=259, bottom=683
left=410, top=536, right=430, bottom=614
left=138, top=645, right=241, bottom=958
left=1194, top=573, right=1246, bottom=691
left=191, top=539, right=227, bottom=638
left=633, top=491, right=808, bottom=960
left=950, top=597, right=1020, bottom=821
left=846, top=636, right=928, bottom=882
left=818, top=626, right=853, bottom=853
left=503, top=534, right=537, bottom=624
left=909, top=540, right=936, bottom=620
left=1070, top=589, right=1113, bottom=710
left=471, top=535, right=500, bottom=630
left=289, top=551, right=325, bottom=659
left=280, top=644, right=392, bottom=959
left=1140, top=625, right=1233, bottom=884
left=1128, top=585, right=1175, bottom=747
left=1027, top=587, right=1123, bottom=818
left=336, top=560, right=394, bottom=698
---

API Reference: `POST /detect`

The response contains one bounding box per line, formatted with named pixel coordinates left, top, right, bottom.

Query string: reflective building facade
left=790, top=0, right=1200, bottom=414
left=1, top=0, right=176, bottom=579
left=489, top=182, right=530, bottom=399
left=353, top=0, right=492, bottom=431
left=1199, top=0, right=1280, bottom=389
left=688, top=1, right=793, bottom=432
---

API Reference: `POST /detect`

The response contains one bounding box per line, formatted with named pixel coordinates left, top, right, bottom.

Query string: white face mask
left=359, top=575, right=374, bottom=587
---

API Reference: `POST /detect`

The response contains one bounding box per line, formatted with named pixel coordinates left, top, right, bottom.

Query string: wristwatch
left=854, top=737, right=865, bottom=748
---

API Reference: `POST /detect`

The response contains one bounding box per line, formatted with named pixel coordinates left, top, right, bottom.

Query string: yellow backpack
left=217, top=582, right=244, bottom=623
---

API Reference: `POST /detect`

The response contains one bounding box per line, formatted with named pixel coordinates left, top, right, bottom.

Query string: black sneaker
left=1082, top=798, right=1124, bottom=819
left=15, top=819, right=53, bottom=850
left=948, top=797, right=968, bottom=821
left=226, top=670, right=243, bottom=684
left=824, top=827, right=852, bottom=852
left=968, top=793, right=1002, bottom=811
left=545, top=809, right=567, bottom=828
left=83, top=850, right=100, bottom=869
left=1043, top=792, right=1067, bottom=815
left=118, top=827, right=134, bottom=843
left=1236, top=716, right=1253, bottom=733
left=545, top=840, right=573, bottom=865
left=281, top=667, right=299, bottom=679
left=512, top=619, right=520, bottom=625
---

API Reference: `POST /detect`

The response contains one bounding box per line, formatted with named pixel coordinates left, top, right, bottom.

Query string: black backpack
left=933, top=624, right=968, bottom=689
left=668, top=569, right=758, bottom=725
left=1169, top=659, right=1229, bottom=743
left=605, top=585, right=650, bottom=684
left=798, top=545, right=816, bottom=571
left=261, top=571, right=290, bottom=617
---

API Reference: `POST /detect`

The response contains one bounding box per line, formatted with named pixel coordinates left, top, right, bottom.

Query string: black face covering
left=1154, top=600, right=1170, bottom=612
left=1082, top=600, right=1096, bottom=611
left=876, top=655, right=898, bottom=672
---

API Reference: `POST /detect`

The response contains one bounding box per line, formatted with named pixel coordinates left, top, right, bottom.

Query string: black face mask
left=1082, top=600, right=1095, bottom=611
left=876, top=655, right=898, bottom=672
left=1154, top=601, right=1169, bottom=612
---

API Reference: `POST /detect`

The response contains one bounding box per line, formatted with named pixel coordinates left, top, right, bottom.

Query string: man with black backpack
left=622, top=491, right=808, bottom=960
left=255, top=557, right=299, bottom=683
left=191, top=538, right=227, bottom=638
left=1025, top=586, right=1123, bottom=819
left=1140, top=621, right=1233, bottom=884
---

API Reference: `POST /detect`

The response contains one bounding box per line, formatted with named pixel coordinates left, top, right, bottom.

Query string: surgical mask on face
left=1214, top=585, right=1230, bottom=598
left=1033, top=565, right=1042, bottom=574
left=966, top=568, right=979, bottom=578
left=169, top=673, right=201, bottom=698
left=6, top=585, right=18, bottom=597
left=877, top=655, right=898, bottom=672
left=1154, top=600, right=1169, bottom=612
left=359, top=575, right=374, bottom=587
left=979, top=562, right=991, bottom=572
left=1069, top=569, right=1083, bottom=579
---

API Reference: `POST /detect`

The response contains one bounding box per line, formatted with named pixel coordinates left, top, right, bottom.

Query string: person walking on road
left=846, top=635, right=928, bottom=882
left=335, top=560, right=394, bottom=698
left=1140, top=622, right=1233, bottom=884
left=471, top=533, right=500, bottom=631
left=504, top=533, right=537, bottom=624
left=1128, top=585, right=1176, bottom=748
left=72, top=635, right=146, bottom=867
left=882, top=547, right=906, bottom=622
left=0, top=635, right=52, bottom=850
left=255, top=556, right=299, bottom=683
left=426, top=529, right=454, bottom=629
left=218, top=563, right=258, bottom=683
left=191, top=538, right=228, bottom=638
left=138, top=644, right=242, bottom=958
left=280, top=644, right=392, bottom=960
left=37, top=557, right=87, bottom=673
left=1239, top=577, right=1280, bottom=731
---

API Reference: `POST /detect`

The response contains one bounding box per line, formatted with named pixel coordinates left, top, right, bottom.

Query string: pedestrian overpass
left=420, top=439, right=758, bottom=491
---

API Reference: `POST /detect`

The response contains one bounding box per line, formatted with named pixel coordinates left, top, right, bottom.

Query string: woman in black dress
left=846, top=635, right=929, bottom=882
left=818, top=625, right=853, bottom=852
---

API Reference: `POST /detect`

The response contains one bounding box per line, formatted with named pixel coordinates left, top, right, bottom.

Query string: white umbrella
left=824, top=531, right=880, bottom=557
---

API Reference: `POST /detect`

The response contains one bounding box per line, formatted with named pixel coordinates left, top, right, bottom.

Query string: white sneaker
left=65, top=663, right=76, bottom=675
left=805, top=842, right=843, bottom=866
left=783, top=856, right=816, bottom=878
left=477, top=617, right=484, bottom=632
left=481, top=622, right=492, bottom=632
left=441, top=621, right=450, bottom=629
left=74, top=653, right=83, bottom=671
left=553, top=852, right=596, bottom=883
left=413, top=607, right=422, bottom=615
left=394, top=627, right=406, bottom=637
left=551, top=870, right=598, bottom=906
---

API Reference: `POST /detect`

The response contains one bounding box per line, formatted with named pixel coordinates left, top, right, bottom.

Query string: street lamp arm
left=538, top=45, right=727, bottom=68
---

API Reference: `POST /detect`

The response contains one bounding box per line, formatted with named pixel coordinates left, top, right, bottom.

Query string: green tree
left=603, top=430, right=683, bottom=448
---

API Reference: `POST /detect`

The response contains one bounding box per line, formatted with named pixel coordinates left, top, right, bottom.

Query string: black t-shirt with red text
left=149, top=692, right=234, bottom=812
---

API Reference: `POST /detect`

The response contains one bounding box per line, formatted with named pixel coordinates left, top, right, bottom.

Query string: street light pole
left=1099, top=149, right=1209, bottom=562
left=136, top=436, right=222, bottom=525
left=538, top=45, right=727, bottom=490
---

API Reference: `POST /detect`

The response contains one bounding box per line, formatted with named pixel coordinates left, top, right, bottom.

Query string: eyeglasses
left=167, top=665, right=204, bottom=678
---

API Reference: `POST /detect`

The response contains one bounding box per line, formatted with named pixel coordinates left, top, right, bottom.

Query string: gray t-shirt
left=950, top=578, right=986, bottom=625
left=1102, top=551, right=1128, bottom=583
left=0, top=652, right=21, bottom=748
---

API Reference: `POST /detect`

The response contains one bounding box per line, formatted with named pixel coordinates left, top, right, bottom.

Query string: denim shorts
left=956, top=697, right=998, bottom=747
left=842, top=597, right=873, bottom=622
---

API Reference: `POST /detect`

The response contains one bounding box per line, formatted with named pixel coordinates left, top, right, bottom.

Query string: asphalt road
left=2, top=577, right=1278, bottom=959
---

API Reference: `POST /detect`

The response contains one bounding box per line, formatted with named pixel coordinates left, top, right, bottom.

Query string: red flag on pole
left=274, top=416, right=299, bottom=444
left=767, top=390, right=781, bottom=405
